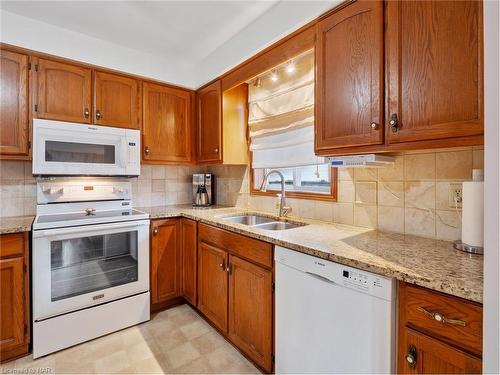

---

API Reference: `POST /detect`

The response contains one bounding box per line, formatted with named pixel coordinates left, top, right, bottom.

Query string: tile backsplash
left=0, top=146, right=483, bottom=242
left=229, top=147, right=484, bottom=241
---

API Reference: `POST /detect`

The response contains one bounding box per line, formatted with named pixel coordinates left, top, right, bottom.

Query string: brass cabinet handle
left=96, top=110, right=102, bottom=120
left=416, top=307, right=466, bottom=326
left=370, top=122, right=378, bottom=130
left=389, top=113, right=399, bottom=133
left=145, top=146, right=150, bottom=155
left=153, top=227, right=158, bottom=236
left=83, top=108, right=90, bottom=118
left=214, top=148, right=219, bottom=153
left=226, top=264, right=231, bottom=273
left=406, top=345, right=417, bottom=369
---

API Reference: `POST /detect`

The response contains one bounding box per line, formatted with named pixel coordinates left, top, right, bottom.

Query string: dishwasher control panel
left=275, top=246, right=394, bottom=301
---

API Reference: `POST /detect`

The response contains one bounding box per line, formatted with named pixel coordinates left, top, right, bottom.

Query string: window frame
left=249, top=156, right=338, bottom=202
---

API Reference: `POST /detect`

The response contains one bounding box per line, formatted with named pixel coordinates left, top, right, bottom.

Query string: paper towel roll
left=462, top=181, right=484, bottom=247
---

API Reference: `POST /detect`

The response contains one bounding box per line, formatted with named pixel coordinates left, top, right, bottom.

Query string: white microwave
left=33, top=119, right=140, bottom=176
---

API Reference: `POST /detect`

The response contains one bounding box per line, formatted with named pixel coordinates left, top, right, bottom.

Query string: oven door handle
left=33, top=220, right=149, bottom=238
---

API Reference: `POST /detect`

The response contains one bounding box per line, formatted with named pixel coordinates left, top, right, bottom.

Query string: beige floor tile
left=165, top=342, right=201, bottom=370
left=2, top=304, right=259, bottom=375
left=94, top=350, right=131, bottom=373
left=191, top=331, right=228, bottom=355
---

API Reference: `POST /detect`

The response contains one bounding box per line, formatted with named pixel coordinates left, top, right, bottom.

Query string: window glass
left=254, top=164, right=331, bottom=194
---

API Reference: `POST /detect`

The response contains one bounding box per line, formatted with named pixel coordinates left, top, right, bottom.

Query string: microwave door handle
left=33, top=220, right=149, bottom=238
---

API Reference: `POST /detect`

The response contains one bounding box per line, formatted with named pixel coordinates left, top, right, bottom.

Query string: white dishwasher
left=275, top=246, right=395, bottom=374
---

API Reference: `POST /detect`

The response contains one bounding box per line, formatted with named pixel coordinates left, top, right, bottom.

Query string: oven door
left=32, top=119, right=140, bottom=176
left=32, top=220, right=149, bottom=321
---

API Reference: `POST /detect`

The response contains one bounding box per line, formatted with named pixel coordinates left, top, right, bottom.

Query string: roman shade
left=248, top=50, right=325, bottom=169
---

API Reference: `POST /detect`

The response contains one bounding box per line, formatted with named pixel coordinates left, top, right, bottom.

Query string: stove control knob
left=113, top=187, right=125, bottom=194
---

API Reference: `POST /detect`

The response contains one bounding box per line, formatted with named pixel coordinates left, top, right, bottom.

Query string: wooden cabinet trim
left=181, top=218, right=198, bottom=305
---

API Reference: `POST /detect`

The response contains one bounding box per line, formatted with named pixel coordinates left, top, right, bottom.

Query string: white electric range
left=32, top=179, right=150, bottom=358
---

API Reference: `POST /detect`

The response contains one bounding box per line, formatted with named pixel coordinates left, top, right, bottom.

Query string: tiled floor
left=1, top=304, right=260, bottom=374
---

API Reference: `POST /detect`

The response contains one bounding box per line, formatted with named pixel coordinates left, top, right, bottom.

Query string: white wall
left=483, top=0, right=500, bottom=372
left=0, top=10, right=197, bottom=88
left=195, top=0, right=340, bottom=87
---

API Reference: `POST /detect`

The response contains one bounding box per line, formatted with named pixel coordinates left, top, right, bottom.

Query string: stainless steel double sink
left=220, top=214, right=307, bottom=231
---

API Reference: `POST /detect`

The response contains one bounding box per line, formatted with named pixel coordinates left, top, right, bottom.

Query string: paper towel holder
left=453, top=240, right=484, bottom=255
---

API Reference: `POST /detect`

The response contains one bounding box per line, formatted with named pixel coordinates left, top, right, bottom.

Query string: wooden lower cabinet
left=197, top=242, right=228, bottom=332
left=0, top=232, right=30, bottom=363
left=228, top=255, right=273, bottom=372
left=197, top=224, right=274, bottom=372
left=398, top=282, right=482, bottom=374
left=150, top=219, right=181, bottom=306
left=399, top=328, right=482, bottom=374
left=181, top=218, right=197, bottom=305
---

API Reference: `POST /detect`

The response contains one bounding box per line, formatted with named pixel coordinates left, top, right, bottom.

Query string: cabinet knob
left=370, top=122, right=378, bottom=130
left=389, top=113, right=399, bottom=133
left=153, top=227, right=158, bottom=236
left=405, top=345, right=417, bottom=369
left=214, top=148, right=219, bottom=153
left=83, top=108, right=90, bottom=118
left=219, top=261, right=225, bottom=270
left=145, top=146, right=150, bottom=155
left=96, top=110, right=102, bottom=120
left=226, top=264, right=231, bottom=274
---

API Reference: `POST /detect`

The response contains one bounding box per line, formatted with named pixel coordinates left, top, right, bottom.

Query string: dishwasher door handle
left=306, top=271, right=336, bottom=285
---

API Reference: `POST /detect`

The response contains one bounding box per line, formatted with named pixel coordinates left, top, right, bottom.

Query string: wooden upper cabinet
left=315, top=0, right=384, bottom=152
left=36, top=58, right=92, bottom=124
left=0, top=49, right=29, bottom=157
left=181, top=218, right=197, bottom=305
left=197, top=241, right=228, bottom=332
left=150, top=219, right=181, bottom=305
left=386, top=0, right=483, bottom=144
left=142, top=82, right=193, bottom=163
left=228, top=255, right=273, bottom=372
left=94, top=71, right=141, bottom=129
left=196, top=80, right=222, bottom=163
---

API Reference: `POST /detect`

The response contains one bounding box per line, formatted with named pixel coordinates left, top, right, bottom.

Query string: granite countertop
left=0, top=215, right=34, bottom=234
left=138, top=205, right=484, bottom=303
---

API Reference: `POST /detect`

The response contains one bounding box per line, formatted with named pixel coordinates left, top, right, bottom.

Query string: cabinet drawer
left=198, top=224, right=273, bottom=268
left=401, top=283, right=482, bottom=356
left=0, top=233, right=26, bottom=258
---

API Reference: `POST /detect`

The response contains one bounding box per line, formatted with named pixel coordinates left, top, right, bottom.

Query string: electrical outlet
left=449, top=183, right=463, bottom=208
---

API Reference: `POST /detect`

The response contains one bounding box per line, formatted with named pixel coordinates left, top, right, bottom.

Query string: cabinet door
left=94, top=71, right=141, bottom=129
left=399, top=328, right=481, bottom=374
left=0, top=257, right=25, bottom=352
left=181, top=218, right=197, bottom=305
left=0, top=50, right=29, bottom=157
left=197, top=241, right=227, bottom=332
left=36, top=58, right=92, bottom=123
left=143, top=82, right=193, bottom=162
left=196, top=80, right=222, bottom=163
left=151, top=219, right=181, bottom=304
left=315, top=0, right=383, bottom=152
left=386, top=1, right=483, bottom=144
left=228, top=255, right=273, bottom=372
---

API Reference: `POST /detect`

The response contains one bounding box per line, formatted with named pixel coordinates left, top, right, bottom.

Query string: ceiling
left=1, top=0, right=279, bottom=64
